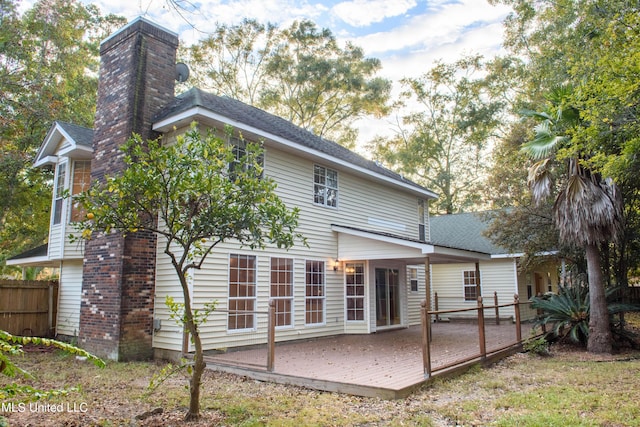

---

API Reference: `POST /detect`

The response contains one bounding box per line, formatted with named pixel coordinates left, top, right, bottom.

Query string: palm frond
left=521, top=121, right=568, bottom=160
left=554, top=175, right=623, bottom=245
left=527, top=159, right=552, bottom=202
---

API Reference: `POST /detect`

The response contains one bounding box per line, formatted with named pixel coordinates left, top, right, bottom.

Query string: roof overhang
left=34, top=123, right=93, bottom=168
left=5, top=244, right=57, bottom=268
left=153, top=107, right=438, bottom=200
left=332, top=225, right=492, bottom=264
left=5, top=256, right=58, bottom=268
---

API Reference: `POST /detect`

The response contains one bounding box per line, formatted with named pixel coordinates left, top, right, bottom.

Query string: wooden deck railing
left=421, top=294, right=527, bottom=378
left=433, top=291, right=506, bottom=324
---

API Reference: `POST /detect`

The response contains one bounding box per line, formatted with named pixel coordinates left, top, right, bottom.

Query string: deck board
left=205, top=322, right=536, bottom=398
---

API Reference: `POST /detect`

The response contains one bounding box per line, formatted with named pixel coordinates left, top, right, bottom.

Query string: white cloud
left=331, top=0, right=417, bottom=27
left=350, top=0, right=510, bottom=57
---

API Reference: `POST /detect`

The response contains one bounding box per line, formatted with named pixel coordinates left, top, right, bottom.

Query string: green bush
left=530, top=285, right=640, bottom=346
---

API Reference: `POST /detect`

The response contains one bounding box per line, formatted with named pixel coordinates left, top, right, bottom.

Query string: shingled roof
left=429, top=212, right=508, bottom=255
left=56, top=121, right=94, bottom=147
left=153, top=87, right=437, bottom=197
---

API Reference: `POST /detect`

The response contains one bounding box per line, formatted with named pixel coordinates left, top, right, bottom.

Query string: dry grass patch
left=2, top=321, right=640, bottom=426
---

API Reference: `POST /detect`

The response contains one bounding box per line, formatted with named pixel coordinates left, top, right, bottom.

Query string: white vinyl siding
left=431, top=260, right=526, bottom=321
left=152, top=125, right=432, bottom=353
left=56, top=260, right=82, bottom=337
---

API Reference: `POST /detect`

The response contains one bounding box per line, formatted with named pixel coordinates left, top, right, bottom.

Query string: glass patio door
left=375, top=268, right=400, bottom=327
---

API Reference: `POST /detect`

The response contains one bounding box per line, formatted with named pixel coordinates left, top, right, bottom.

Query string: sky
left=21, top=0, right=513, bottom=147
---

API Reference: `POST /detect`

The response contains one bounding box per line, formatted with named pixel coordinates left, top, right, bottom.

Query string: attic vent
left=176, top=62, right=190, bottom=83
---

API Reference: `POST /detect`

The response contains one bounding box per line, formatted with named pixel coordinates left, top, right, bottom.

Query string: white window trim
left=52, top=161, right=68, bottom=226
left=345, top=262, right=366, bottom=323
left=409, top=267, right=419, bottom=293
left=305, top=259, right=326, bottom=327
left=462, top=269, right=482, bottom=302
left=270, top=257, right=295, bottom=330
left=313, top=164, right=339, bottom=209
left=227, top=253, right=258, bottom=333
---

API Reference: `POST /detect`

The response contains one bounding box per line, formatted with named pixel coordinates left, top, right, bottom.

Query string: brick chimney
left=79, top=18, right=178, bottom=361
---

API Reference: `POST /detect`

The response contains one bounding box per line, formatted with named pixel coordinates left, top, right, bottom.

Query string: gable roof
left=153, top=87, right=437, bottom=199
left=429, top=212, right=509, bottom=256
left=34, top=121, right=94, bottom=167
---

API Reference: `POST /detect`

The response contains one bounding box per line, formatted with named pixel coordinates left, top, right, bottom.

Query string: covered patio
left=204, top=320, right=537, bottom=399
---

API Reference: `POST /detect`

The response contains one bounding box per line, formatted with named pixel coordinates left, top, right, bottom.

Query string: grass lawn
left=2, top=331, right=640, bottom=426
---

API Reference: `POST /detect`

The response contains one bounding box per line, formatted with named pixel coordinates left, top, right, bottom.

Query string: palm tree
left=521, top=87, right=623, bottom=353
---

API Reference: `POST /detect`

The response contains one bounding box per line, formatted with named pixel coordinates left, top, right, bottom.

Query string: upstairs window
left=314, top=165, right=338, bottom=208
left=53, top=162, right=67, bottom=225
left=229, top=135, right=263, bottom=180
left=418, top=199, right=426, bottom=241
left=70, top=160, right=91, bottom=222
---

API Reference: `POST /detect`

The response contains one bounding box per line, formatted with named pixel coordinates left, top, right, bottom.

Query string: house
left=429, top=212, right=560, bottom=322
left=7, top=18, right=557, bottom=361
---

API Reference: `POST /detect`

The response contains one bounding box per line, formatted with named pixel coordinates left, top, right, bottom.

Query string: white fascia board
left=34, top=155, right=59, bottom=168
left=490, top=250, right=559, bottom=259
left=331, top=224, right=435, bottom=253
left=34, top=124, right=63, bottom=167
left=57, top=144, right=93, bottom=158
left=5, top=256, right=53, bottom=267
left=491, top=253, right=523, bottom=259
left=153, top=107, right=438, bottom=200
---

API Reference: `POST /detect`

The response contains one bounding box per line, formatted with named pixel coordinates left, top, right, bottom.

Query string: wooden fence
left=0, top=280, right=58, bottom=337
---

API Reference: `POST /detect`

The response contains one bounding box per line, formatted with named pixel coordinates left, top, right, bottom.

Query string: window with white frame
left=53, top=162, right=67, bottom=225
left=70, top=160, right=91, bottom=223
left=305, top=260, right=325, bottom=325
left=313, top=165, right=338, bottom=208
left=345, top=263, right=365, bottom=321
left=228, top=254, right=257, bottom=330
left=270, top=257, right=293, bottom=327
left=463, top=270, right=480, bottom=301
left=409, top=267, right=419, bottom=292
left=228, top=135, right=263, bottom=179
left=418, top=199, right=426, bottom=241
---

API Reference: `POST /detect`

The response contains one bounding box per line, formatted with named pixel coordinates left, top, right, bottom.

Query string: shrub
left=530, top=285, right=640, bottom=346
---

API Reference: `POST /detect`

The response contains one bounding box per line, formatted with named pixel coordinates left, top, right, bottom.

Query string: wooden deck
left=204, top=321, right=536, bottom=399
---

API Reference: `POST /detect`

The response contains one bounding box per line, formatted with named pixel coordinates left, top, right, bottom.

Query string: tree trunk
left=185, top=320, right=205, bottom=421
left=585, top=243, right=612, bottom=353
left=176, top=265, right=205, bottom=421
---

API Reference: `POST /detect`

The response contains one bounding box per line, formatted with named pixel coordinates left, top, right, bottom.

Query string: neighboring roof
left=7, top=244, right=48, bottom=260
left=5, top=244, right=57, bottom=267
left=153, top=87, right=437, bottom=199
left=34, top=121, right=93, bottom=167
left=429, top=212, right=509, bottom=256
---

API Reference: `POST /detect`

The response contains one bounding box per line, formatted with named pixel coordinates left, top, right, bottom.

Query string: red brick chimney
left=80, top=18, right=178, bottom=361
